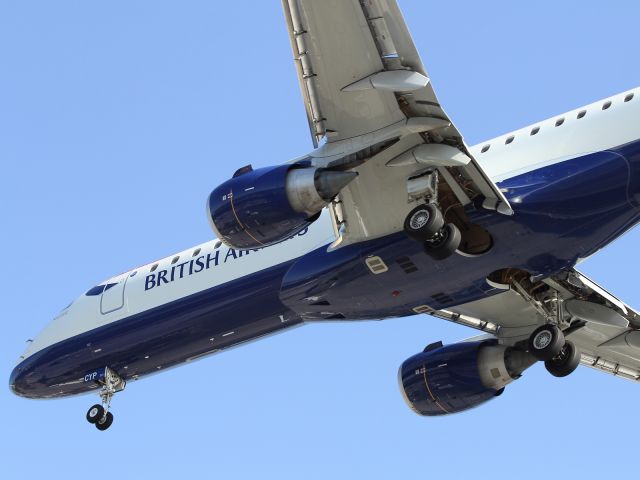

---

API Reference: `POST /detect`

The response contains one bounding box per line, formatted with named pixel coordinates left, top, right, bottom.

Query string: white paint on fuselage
left=470, top=88, right=639, bottom=181
left=18, top=87, right=640, bottom=362
left=19, top=221, right=335, bottom=362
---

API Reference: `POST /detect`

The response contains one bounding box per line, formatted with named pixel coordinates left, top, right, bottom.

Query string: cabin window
left=481, top=144, right=491, bottom=153
left=85, top=285, right=105, bottom=296
left=171, top=256, right=180, bottom=264
left=577, top=110, right=586, bottom=119
left=625, top=93, right=634, bottom=102
left=555, top=118, right=565, bottom=127
left=602, top=101, right=612, bottom=110
left=530, top=126, right=540, bottom=136
left=150, top=263, right=158, bottom=272
left=193, top=248, right=201, bottom=257
left=505, top=136, right=515, bottom=145
left=214, top=240, right=223, bottom=249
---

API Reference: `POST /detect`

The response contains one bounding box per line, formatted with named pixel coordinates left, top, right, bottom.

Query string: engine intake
left=207, top=164, right=356, bottom=249
left=398, top=339, right=534, bottom=416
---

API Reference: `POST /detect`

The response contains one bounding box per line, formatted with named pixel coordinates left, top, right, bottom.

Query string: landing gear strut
left=527, top=324, right=581, bottom=377
left=85, top=367, right=125, bottom=431
left=404, top=203, right=461, bottom=259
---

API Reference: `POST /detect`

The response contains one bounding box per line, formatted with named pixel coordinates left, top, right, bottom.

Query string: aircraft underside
left=12, top=139, right=640, bottom=404
left=10, top=0, right=640, bottom=432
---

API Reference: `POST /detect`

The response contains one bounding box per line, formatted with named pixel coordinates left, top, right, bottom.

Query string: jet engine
left=398, top=339, right=534, bottom=416
left=207, top=164, right=357, bottom=249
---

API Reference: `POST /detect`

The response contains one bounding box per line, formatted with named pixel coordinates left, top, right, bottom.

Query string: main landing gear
left=404, top=203, right=461, bottom=260
left=85, top=367, right=125, bottom=431
left=527, top=324, right=581, bottom=377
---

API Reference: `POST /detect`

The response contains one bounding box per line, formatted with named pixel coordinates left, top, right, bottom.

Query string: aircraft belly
left=280, top=140, right=640, bottom=321
left=11, top=262, right=302, bottom=399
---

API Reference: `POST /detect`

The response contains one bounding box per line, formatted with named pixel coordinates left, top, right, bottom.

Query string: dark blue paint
left=144, top=250, right=222, bottom=291
left=208, top=164, right=313, bottom=249
left=10, top=139, right=640, bottom=399
left=232, top=164, right=254, bottom=178
left=83, top=367, right=107, bottom=384
left=399, top=340, right=498, bottom=415
left=11, top=261, right=301, bottom=398
left=278, top=141, right=640, bottom=319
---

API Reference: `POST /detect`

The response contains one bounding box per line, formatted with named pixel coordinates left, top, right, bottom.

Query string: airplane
left=10, top=0, right=640, bottom=431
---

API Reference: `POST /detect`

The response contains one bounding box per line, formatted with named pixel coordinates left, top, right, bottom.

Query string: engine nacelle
left=398, top=339, right=534, bottom=416
left=207, top=164, right=357, bottom=249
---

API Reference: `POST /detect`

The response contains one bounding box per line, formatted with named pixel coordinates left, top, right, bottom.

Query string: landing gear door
left=100, top=272, right=129, bottom=314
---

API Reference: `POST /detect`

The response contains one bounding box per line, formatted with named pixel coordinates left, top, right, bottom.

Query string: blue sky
left=1, top=1, right=639, bottom=478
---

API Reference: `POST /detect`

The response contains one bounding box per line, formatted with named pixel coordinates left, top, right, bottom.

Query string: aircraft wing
left=428, top=268, right=640, bottom=382
left=281, top=0, right=512, bottom=248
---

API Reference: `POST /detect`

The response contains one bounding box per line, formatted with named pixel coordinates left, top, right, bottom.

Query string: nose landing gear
left=85, top=367, right=125, bottom=431
left=87, top=405, right=114, bottom=431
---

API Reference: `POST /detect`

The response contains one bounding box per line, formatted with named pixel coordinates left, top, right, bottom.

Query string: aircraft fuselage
left=10, top=88, right=640, bottom=399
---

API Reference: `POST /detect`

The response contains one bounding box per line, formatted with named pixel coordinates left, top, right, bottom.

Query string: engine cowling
left=398, top=339, right=534, bottom=416
left=207, top=164, right=357, bottom=249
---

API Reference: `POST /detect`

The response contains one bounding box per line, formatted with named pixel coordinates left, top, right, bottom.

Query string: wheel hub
left=409, top=210, right=429, bottom=230
left=553, top=344, right=569, bottom=362
left=533, top=330, right=552, bottom=350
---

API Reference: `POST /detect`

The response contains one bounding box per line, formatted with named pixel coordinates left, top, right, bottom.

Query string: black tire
left=528, top=324, right=565, bottom=361
left=545, top=341, right=581, bottom=377
left=404, top=204, right=444, bottom=242
left=424, top=223, right=461, bottom=260
left=86, top=404, right=105, bottom=424
left=95, top=412, right=114, bottom=431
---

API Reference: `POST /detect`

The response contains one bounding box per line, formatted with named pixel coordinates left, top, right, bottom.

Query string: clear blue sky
left=2, top=1, right=639, bottom=478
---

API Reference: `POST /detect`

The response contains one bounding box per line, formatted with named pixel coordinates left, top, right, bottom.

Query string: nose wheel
left=85, top=367, right=125, bottom=431
left=86, top=404, right=105, bottom=423
left=95, top=412, right=114, bottom=431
